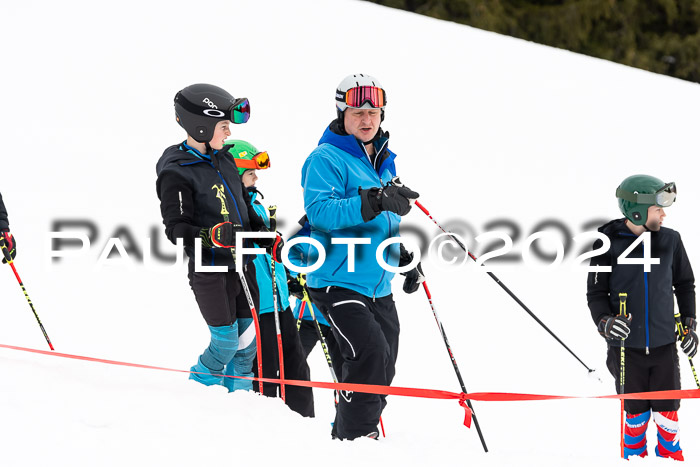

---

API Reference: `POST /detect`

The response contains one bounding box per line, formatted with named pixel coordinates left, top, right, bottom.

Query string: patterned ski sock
left=624, top=410, right=650, bottom=459
left=224, top=318, right=256, bottom=392
left=654, top=411, right=683, bottom=461
left=190, top=323, right=239, bottom=386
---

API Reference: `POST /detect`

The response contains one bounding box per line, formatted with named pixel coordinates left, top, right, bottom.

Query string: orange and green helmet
left=223, top=139, right=271, bottom=176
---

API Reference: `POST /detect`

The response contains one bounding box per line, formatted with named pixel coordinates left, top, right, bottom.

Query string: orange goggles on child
left=234, top=151, right=271, bottom=170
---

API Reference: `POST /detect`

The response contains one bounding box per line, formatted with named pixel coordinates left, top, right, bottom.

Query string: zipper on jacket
left=359, top=144, right=392, bottom=300
left=372, top=212, right=391, bottom=301
left=643, top=235, right=650, bottom=354
left=620, top=230, right=651, bottom=354
left=644, top=270, right=650, bottom=354
left=215, top=170, right=244, bottom=225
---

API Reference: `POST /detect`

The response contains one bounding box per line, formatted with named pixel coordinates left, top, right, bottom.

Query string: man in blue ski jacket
left=302, top=74, right=425, bottom=440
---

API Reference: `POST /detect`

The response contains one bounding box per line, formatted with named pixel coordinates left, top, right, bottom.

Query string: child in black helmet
left=156, top=83, right=282, bottom=391
left=587, top=174, right=697, bottom=460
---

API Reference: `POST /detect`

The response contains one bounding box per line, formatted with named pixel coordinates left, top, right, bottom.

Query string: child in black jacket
left=587, top=174, right=697, bottom=460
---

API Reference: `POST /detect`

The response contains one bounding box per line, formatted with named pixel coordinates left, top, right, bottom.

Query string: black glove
left=680, top=317, right=698, bottom=358
left=399, top=246, right=424, bottom=294
left=255, top=230, right=284, bottom=263
left=598, top=314, right=632, bottom=340
left=359, top=184, right=420, bottom=222
left=286, top=271, right=304, bottom=300
left=200, top=222, right=241, bottom=248
left=0, top=230, right=16, bottom=264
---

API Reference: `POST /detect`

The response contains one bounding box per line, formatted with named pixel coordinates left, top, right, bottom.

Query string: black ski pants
left=606, top=342, right=681, bottom=414
left=253, top=307, right=315, bottom=418
left=188, top=261, right=258, bottom=326
left=308, top=286, right=400, bottom=440
left=298, top=319, right=332, bottom=359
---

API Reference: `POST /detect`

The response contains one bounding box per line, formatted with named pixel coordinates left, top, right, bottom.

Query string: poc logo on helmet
left=202, top=97, right=225, bottom=117
left=203, top=97, right=218, bottom=109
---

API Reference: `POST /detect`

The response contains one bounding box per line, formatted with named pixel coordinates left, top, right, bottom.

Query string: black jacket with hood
left=156, top=142, right=266, bottom=267
left=587, top=218, right=695, bottom=350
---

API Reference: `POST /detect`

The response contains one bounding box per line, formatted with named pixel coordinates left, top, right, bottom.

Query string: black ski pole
left=674, top=312, right=700, bottom=389
left=298, top=275, right=340, bottom=385
left=268, top=206, right=286, bottom=401
left=414, top=200, right=597, bottom=376
left=299, top=275, right=389, bottom=434
left=0, top=235, right=54, bottom=350
left=422, top=280, right=488, bottom=452
left=619, top=293, right=628, bottom=459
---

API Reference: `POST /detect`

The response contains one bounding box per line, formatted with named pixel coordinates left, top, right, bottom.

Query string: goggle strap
left=615, top=187, right=656, bottom=204
left=176, top=94, right=249, bottom=124
left=616, top=187, right=656, bottom=205
left=616, top=185, right=676, bottom=207
left=234, top=152, right=270, bottom=170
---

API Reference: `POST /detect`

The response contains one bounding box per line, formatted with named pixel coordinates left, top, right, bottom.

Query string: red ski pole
left=296, top=300, right=306, bottom=331
left=1, top=235, right=54, bottom=350
left=237, top=268, right=264, bottom=393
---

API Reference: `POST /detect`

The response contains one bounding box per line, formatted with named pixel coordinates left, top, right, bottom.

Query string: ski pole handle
left=674, top=311, right=687, bottom=339
left=0, top=236, right=12, bottom=263
left=268, top=205, right=277, bottom=232
left=618, top=293, right=627, bottom=317
left=675, top=311, right=700, bottom=388
left=388, top=177, right=417, bottom=206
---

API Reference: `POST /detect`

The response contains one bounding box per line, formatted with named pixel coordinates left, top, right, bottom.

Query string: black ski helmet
left=174, top=83, right=250, bottom=143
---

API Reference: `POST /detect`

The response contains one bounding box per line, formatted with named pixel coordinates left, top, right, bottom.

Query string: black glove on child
left=399, top=245, right=425, bottom=294
left=680, top=317, right=698, bottom=358
left=255, top=230, right=285, bottom=263
left=598, top=314, right=632, bottom=340
left=200, top=222, right=241, bottom=249
left=359, top=184, right=420, bottom=222
left=1, top=230, right=17, bottom=264
left=286, top=271, right=304, bottom=300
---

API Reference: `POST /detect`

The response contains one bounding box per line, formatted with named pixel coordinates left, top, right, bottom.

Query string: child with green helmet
left=587, top=174, right=697, bottom=460
left=224, top=139, right=315, bottom=417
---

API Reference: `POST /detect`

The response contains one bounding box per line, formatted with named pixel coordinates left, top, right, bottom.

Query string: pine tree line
left=365, top=0, right=700, bottom=83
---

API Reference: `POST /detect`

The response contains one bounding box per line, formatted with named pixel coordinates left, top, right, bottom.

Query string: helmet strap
left=336, top=110, right=346, bottom=133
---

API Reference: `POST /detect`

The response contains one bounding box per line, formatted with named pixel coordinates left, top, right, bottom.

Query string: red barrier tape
left=1, top=343, right=698, bottom=430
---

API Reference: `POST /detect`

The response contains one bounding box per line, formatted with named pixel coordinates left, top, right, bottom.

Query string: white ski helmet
left=335, top=74, right=387, bottom=121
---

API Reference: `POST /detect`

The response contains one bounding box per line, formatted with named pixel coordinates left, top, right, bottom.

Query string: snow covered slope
left=0, top=0, right=698, bottom=465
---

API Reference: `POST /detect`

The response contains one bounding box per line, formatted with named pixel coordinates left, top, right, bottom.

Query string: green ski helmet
left=223, top=139, right=270, bottom=175
left=616, top=174, right=677, bottom=226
